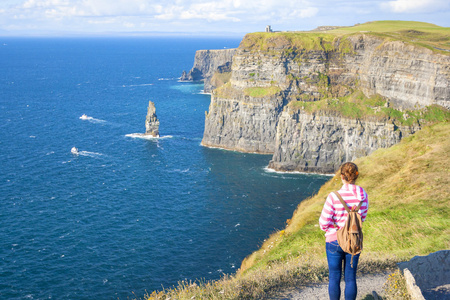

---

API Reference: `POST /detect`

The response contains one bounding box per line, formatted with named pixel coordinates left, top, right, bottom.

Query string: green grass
left=141, top=121, right=449, bottom=300
left=214, top=82, right=282, bottom=99
left=329, top=20, right=445, bottom=34
left=241, top=122, right=449, bottom=272
left=244, top=86, right=281, bottom=98
left=241, top=21, right=449, bottom=54
left=327, top=21, right=450, bottom=53
left=240, top=32, right=337, bottom=52
left=289, top=90, right=450, bottom=126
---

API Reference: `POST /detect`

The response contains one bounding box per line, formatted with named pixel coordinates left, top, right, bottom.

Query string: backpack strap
left=333, top=191, right=363, bottom=212
left=355, top=198, right=364, bottom=211
left=333, top=192, right=350, bottom=212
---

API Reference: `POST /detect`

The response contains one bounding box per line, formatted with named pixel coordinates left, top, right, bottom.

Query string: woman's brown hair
left=340, top=162, right=359, bottom=183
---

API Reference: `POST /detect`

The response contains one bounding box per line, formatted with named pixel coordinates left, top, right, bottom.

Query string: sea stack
left=145, top=101, right=160, bottom=137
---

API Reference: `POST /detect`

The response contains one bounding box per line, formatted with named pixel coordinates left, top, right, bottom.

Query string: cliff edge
left=180, top=49, right=236, bottom=93
left=200, top=21, right=450, bottom=173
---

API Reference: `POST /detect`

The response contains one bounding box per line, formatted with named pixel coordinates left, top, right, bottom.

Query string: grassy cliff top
left=240, top=20, right=450, bottom=54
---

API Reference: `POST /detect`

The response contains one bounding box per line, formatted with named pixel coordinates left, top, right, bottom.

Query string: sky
left=0, top=0, right=448, bottom=37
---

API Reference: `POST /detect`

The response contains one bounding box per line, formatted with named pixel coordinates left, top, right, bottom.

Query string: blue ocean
left=0, top=37, right=329, bottom=299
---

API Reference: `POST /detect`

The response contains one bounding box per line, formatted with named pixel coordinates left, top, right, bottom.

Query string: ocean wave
left=198, top=90, right=211, bottom=95
left=169, top=168, right=190, bottom=174
left=158, top=78, right=174, bottom=81
left=125, top=133, right=173, bottom=140
left=263, top=166, right=334, bottom=177
left=122, top=83, right=154, bottom=87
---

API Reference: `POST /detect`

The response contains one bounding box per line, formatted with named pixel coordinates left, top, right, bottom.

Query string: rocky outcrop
left=345, top=35, right=450, bottom=109
left=268, top=108, right=419, bottom=173
left=202, top=87, right=285, bottom=154
left=181, top=49, right=236, bottom=92
left=398, top=250, right=450, bottom=300
left=145, top=101, right=160, bottom=137
left=200, top=31, right=450, bottom=173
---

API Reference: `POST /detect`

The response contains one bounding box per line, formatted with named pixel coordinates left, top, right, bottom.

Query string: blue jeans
left=326, top=240, right=360, bottom=300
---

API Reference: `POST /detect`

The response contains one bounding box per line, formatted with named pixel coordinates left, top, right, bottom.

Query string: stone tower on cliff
left=145, top=101, right=160, bottom=137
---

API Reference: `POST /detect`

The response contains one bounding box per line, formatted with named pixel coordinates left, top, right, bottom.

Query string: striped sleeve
left=357, top=186, right=369, bottom=222
left=319, top=193, right=336, bottom=233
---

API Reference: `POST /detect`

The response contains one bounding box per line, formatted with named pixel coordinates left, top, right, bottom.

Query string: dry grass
left=210, top=72, right=231, bottom=89
left=383, top=270, right=411, bottom=299
left=141, top=122, right=449, bottom=299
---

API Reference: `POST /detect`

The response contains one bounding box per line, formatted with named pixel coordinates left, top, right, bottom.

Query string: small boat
left=80, top=114, right=88, bottom=120
left=71, top=147, right=79, bottom=154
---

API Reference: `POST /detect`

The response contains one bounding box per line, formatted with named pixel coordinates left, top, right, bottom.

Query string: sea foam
left=125, top=133, right=173, bottom=140
left=263, top=166, right=334, bottom=177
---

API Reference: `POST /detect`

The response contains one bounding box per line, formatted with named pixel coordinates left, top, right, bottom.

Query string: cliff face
left=202, top=88, right=285, bottom=154
left=229, top=34, right=449, bottom=109
left=200, top=31, right=449, bottom=173
left=345, top=35, right=450, bottom=109
left=268, top=108, right=419, bottom=173
left=181, top=49, right=236, bottom=93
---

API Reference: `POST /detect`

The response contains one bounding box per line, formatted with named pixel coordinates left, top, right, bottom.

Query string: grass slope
left=242, top=122, right=449, bottom=273
left=144, top=121, right=449, bottom=299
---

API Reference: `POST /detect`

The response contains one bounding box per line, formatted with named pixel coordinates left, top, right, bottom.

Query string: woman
left=319, top=162, right=369, bottom=300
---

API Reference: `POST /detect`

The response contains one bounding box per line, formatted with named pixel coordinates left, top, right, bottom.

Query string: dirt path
left=269, top=272, right=389, bottom=299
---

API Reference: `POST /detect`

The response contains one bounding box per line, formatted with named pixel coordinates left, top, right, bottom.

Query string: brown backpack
left=333, top=192, right=364, bottom=267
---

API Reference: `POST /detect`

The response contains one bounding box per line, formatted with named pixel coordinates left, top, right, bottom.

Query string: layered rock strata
left=145, top=101, right=160, bottom=137
left=181, top=49, right=236, bottom=93
left=200, top=32, right=449, bottom=173
left=268, top=108, right=419, bottom=173
left=202, top=88, right=286, bottom=154
left=345, top=35, right=450, bottom=109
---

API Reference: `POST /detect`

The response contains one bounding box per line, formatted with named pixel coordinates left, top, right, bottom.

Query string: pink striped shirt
left=319, top=184, right=369, bottom=242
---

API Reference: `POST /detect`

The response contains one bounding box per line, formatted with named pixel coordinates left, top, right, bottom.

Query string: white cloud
left=381, top=0, right=450, bottom=13
left=123, top=22, right=135, bottom=28
left=0, top=0, right=449, bottom=35
left=299, top=7, right=318, bottom=18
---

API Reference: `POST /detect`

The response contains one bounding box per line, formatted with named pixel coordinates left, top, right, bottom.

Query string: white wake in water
left=125, top=133, right=173, bottom=140
left=79, top=114, right=106, bottom=123
left=78, top=151, right=104, bottom=157
left=71, top=148, right=104, bottom=158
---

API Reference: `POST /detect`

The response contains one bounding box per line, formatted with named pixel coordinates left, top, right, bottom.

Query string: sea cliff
left=194, top=21, right=449, bottom=173
left=181, top=49, right=236, bottom=93
left=268, top=108, right=419, bottom=173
